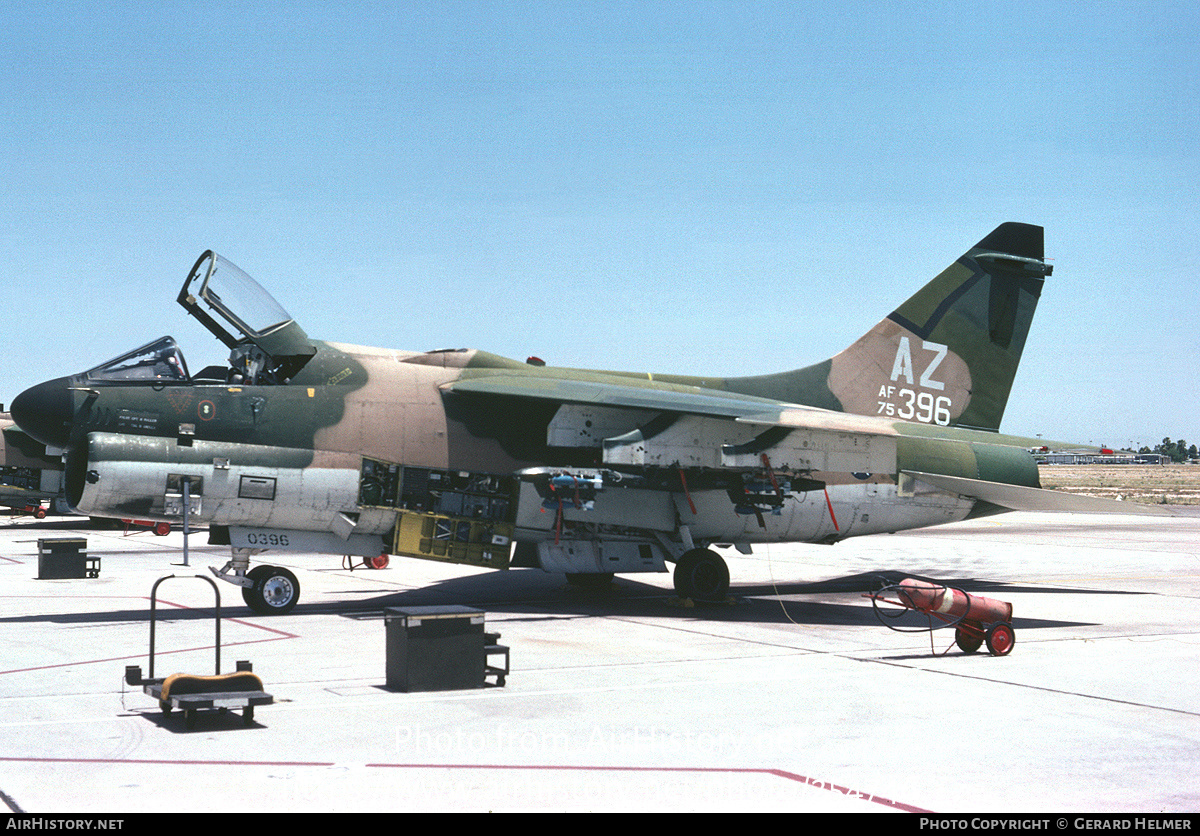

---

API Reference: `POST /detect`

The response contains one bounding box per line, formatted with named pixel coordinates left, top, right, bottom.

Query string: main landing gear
left=673, top=548, right=730, bottom=603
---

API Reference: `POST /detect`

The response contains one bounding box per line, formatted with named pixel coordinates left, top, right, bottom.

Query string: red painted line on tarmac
left=367, top=762, right=933, bottom=812
left=0, top=596, right=298, bottom=675
left=0, top=756, right=931, bottom=811
left=152, top=596, right=300, bottom=640
left=0, top=637, right=293, bottom=676
left=766, top=768, right=931, bottom=812
left=0, top=756, right=334, bottom=767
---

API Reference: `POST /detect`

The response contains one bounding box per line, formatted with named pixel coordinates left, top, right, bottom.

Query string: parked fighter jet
left=10, top=223, right=1141, bottom=613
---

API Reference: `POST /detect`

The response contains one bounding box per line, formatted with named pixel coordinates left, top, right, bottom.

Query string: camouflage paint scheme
left=12, top=223, right=1128, bottom=613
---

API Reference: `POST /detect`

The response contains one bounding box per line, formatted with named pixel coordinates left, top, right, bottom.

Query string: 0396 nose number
left=245, top=532, right=289, bottom=547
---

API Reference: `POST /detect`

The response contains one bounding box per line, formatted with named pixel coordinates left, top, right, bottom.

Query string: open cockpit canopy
left=177, top=251, right=316, bottom=384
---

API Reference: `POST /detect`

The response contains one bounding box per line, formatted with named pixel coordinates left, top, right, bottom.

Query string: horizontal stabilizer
left=903, top=470, right=1177, bottom=516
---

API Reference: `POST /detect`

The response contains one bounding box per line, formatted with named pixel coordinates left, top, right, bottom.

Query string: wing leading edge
left=442, top=373, right=902, bottom=436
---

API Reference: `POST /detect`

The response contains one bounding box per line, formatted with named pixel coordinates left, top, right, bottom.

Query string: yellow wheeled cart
left=124, top=575, right=273, bottom=729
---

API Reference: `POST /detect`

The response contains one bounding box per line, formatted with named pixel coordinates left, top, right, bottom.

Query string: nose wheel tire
left=673, top=548, right=730, bottom=603
left=242, top=565, right=300, bottom=615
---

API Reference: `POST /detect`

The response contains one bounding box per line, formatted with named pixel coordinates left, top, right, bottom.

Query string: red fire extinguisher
left=869, top=578, right=1016, bottom=656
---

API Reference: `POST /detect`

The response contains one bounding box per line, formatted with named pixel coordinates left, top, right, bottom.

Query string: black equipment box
left=385, top=606, right=486, bottom=692
left=37, top=538, right=99, bottom=579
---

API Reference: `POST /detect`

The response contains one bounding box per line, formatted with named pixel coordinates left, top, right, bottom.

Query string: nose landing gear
left=241, top=564, right=300, bottom=615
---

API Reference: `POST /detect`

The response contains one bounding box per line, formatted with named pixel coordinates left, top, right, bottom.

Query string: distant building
left=1034, top=450, right=1142, bottom=465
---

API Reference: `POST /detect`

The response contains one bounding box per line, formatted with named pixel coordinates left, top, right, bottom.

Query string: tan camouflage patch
left=826, top=319, right=972, bottom=427
left=313, top=347, right=452, bottom=468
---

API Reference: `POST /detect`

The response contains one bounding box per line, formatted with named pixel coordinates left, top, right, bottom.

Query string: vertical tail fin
left=729, top=223, right=1051, bottom=432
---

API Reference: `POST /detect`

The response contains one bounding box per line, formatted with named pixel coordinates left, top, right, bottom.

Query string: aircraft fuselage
left=23, top=337, right=1036, bottom=565
left=8, top=226, right=1070, bottom=612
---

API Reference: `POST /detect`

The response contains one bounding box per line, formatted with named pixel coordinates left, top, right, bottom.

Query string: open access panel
left=360, top=460, right=517, bottom=569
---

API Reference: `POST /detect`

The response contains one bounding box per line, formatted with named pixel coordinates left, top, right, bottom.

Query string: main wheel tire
left=985, top=622, right=1016, bottom=656
left=673, top=548, right=730, bottom=603
left=243, top=565, right=300, bottom=615
left=955, top=625, right=984, bottom=654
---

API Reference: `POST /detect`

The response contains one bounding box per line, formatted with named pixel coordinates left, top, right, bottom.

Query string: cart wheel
left=35, top=508, right=46, bottom=519
left=955, top=626, right=983, bottom=654
left=985, top=622, right=1016, bottom=656
left=367, top=554, right=389, bottom=570
left=154, top=522, right=171, bottom=536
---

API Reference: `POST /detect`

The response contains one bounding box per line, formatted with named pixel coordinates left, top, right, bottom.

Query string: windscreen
left=86, top=337, right=190, bottom=382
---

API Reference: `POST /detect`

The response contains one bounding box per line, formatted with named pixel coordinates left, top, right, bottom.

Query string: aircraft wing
left=446, top=373, right=1181, bottom=517
left=903, top=470, right=1177, bottom=516
left=442, top=374, right=901, bottom=436
left=444, top=373, right=786, bottom=417
left=446, top=374, right=1107, bottom=446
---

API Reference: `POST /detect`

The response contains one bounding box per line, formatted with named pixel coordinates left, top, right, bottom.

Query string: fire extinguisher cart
left=867, top=577, right=1016, bottom=656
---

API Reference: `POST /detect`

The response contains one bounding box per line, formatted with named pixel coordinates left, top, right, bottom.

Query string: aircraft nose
left=10, top=377, right=75, bottom=448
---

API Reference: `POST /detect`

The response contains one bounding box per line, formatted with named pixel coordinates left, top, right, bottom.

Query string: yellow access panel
left=392, top=510, right=513, bottom=570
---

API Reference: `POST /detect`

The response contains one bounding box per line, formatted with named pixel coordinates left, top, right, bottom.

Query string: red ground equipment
left=341, top=553, right=390, bottom=570
left=122, top=518, right=171, bottom=536
left=867, top=577, right=1015, bottom=656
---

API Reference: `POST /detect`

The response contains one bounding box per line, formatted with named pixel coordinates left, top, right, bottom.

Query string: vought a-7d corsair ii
left=10, top=223, right=1137, bottom=614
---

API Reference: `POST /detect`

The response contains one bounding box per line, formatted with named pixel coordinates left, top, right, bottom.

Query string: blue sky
left=3, top=1, right=1197, bottom=449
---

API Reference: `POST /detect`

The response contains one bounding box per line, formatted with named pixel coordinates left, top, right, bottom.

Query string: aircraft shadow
left=0, top=567, right=1113, bottom=631
left=324, top=567, right=1101, bottom=631
left=731, top=569, right=1144, bottom=597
